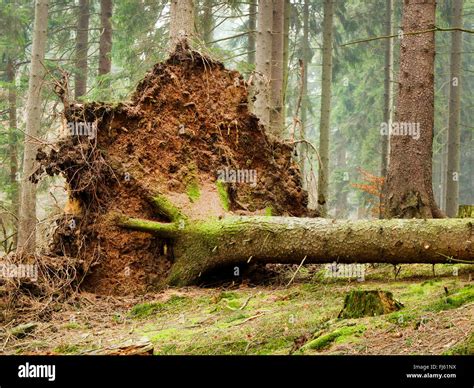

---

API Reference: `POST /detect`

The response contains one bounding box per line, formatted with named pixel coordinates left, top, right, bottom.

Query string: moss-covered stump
left=457, top=205, right=474, bottom=218
left=338, top=290, right=403, bottom=319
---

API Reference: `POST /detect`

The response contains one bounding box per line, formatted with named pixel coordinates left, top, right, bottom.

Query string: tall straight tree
left=7, top=58, right=19, bottom=225
left=247, top=0, right=257, bottom=65
left=380, top=0, right=393, bottom=179
left=75, top=0, right=90, bottom=99
left=169, top=0, right=195, bottom=48
left=445, top=0, right=463, bottom=217
left=270, top=0, right=284, bottom=136
left=254, top=0, right=273, bottom=128
left=99, top=0, right=112, bottom=76
left=317, top=0, right=334, bottom=217
left=384, top=0, right=443, bottom=218
left=299, top=0, right=310, bottom=179
left=17, top=0, right=49, bottom=255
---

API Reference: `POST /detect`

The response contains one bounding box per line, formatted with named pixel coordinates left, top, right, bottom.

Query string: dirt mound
left=34, top=43, right=316, bottom=295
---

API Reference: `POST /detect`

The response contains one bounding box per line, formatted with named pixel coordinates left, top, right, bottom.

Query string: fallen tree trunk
left=117, top=213, right=474, bottom=285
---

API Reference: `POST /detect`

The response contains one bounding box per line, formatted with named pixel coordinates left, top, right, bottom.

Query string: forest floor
left=2, top=263, right=473, bottom=355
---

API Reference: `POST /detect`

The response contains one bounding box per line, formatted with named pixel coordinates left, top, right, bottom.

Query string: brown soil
left=34, top=43, right=315, bottom=295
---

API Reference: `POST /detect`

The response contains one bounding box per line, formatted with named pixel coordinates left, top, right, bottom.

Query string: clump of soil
left=34, top=42, right=316, bottom=295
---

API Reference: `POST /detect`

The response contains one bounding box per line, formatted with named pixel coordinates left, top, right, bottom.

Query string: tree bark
left=317, top=0, right=334, bottom=217
left=383, top=0, right=443, bottom=219
left=75, top=0, right=90, bottom=99
left=299, top=0, right=309, bottom=184
left=169, top=0, right=195, bottom=49
left=6, top=58, right=19, bottom=225
left=200, top=0, right=214, bottom=44
left=247, top=0, right=257, bottom=65
left=254, top=0, right=273, bottom=128
left=381, top=0, right=393, bottom=179
left=17, top=0, right=49, bottom=255
left=269, top=0, right=284, bottom=136
left=445, top=0, right=463, bottom=217
left=117, top=214, right=474, bottom=286
left=98, top=0, right=112, bottom=77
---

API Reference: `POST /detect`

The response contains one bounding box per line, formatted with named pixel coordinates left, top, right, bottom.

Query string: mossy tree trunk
left=116, top=199, right=473, bottom=285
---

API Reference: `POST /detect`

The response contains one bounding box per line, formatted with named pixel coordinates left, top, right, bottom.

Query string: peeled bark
left=317, top=0, right=334, bottom=217
left=17, top=0, right=49, bottom=255
left=383, top=0, right=443, bottom=219
left=445, top=0, right=463, bottom=217
left=117, top=210, right=474, bottom=286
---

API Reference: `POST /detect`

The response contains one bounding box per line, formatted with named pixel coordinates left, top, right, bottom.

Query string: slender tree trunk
left=270, top=0, right=284, bottom=136
left=383, top=0, right=443, bottom=219
left=381, top=0, right=393, bottom=179
left=17, top=0, right=49, bottom=256
left=445, top=0, right=463, bottom=217
left=169, top=0, right=195, bottom=49
left=317, top=0, right=334, bottom=217
left=7, top=59, right=19, bottom=227
left=75, top=0, right=89, bottom=99
left=281, top=0, right=290, bottom=132
left=299, top=0, right=309, bottom=182
left=254, top=0, right=273, bottom=128
left=98, top=0, right=112, bottom=77
left=247, top=0, right=257, bottom=65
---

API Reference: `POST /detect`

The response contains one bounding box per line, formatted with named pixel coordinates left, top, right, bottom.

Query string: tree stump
left=338, top=290, right=403, bottom=319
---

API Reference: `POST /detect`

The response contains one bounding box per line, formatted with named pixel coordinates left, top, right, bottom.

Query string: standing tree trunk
left=254, top=0, right=273, bottom=128
left=381, top=0, right=393, bottom=179
left=299, top=0, right=310, bottom=182
left=317, top=0, right=334, bottom=217
left=17, top=0, right=49, bottom=256
left=247, top=0, right=257, bottom=65
left=281, top=0, right=290, bottom=130
left=7, top=58, right=19, bottom=228
left=270, top=0, right=285, bottom=136
left=75, top=0, right=89, bottom=99
left=98, top=0, right=112, bottom=77
left=169, top=0, right=195, bottom=49
left=445, top=0, right=463, bottom=217
left=383, top=0, right=443, bottom=219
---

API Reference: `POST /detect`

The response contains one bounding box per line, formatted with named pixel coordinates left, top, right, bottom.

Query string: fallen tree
left=32, top=42, right=473, bottom=293
left=115, top=198, right=473, bottom=285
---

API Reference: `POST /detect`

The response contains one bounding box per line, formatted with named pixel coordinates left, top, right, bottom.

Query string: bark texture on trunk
left=317, top=0, right=334, bottom=217
left=247, top=0, right=257, bottom=65
left=384, top=0, right=443, bottom=219
left=445, top=0, right=463, bottom=217
left=17, top=0, right=49, bottom=255
left=118, top=213, right=473, bottom=286
left=7, top=59, right=19, bottom=224
left=381, top=0, right=393, bottom=179
left=270, top=0, right=284, bottom=136
left=75, top=0, right=90, bottom=99
left=98, top=0, right=112, bottom=76
left=169, top=0, right=195, bottom=49
left=254, top=0, right=273, bottom=128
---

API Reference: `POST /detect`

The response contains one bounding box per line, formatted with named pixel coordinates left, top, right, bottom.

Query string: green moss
left=303, top=325, right=366, bottom=351
left=443, top=333, right=474, bottom=355
left=151, top=195, right=187, bottom=221
left=186, top=180, right=201, bottom=202
left=54, top=344, right=80, bottom=354
left=129, top=295, right=190, bottom=319
left=264, top=206, right=273, bottom=216
left=427, top=285, right=474, bottom=312
left=216, top=180, right=230, bottom=211
left=339, top=290, right=402, bottom=319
